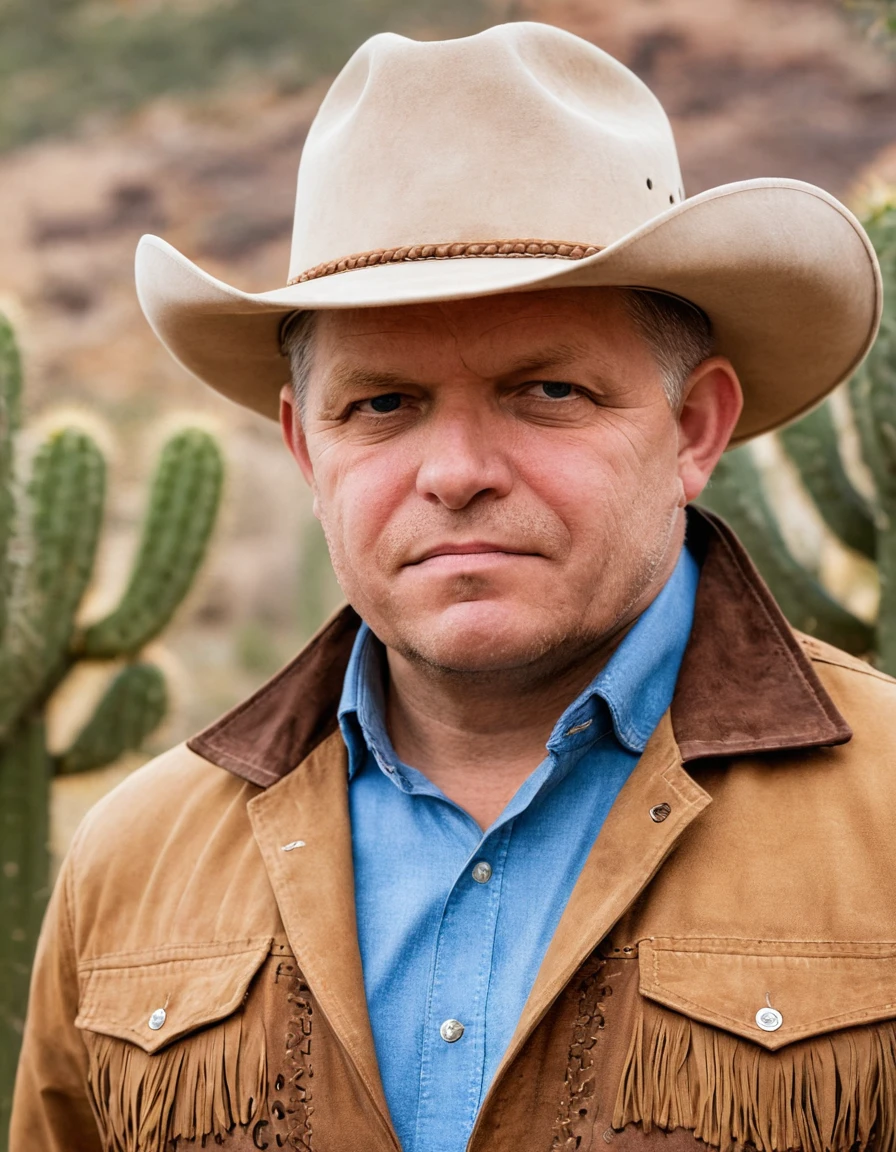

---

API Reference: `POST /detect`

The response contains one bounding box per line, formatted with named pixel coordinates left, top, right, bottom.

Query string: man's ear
left=676, top=356, right=744, bottom=505
left=280, top=384, right=315, bottom=489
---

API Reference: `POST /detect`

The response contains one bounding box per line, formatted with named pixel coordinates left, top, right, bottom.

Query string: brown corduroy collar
left=188, top=507, right=851, bottom=789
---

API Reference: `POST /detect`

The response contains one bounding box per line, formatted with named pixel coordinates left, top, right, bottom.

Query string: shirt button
left=471, top=861, right=492, bottom=884
left=439, top=1018, right=465, bottom=1043
left=148, top=1008, right=167, bottom=1030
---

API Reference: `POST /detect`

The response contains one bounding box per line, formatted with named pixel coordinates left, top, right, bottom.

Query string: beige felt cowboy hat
left=135, top=21, right=882, bottom=444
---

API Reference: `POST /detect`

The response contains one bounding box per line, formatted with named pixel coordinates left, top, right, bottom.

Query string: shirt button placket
left=414, top=826, right=510, bottom=1149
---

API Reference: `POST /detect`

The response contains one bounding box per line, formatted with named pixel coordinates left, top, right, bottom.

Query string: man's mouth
left=407, top=542, right=538, bottom=566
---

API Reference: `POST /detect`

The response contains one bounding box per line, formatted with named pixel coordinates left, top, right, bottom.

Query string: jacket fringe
left=612, top=997, right=896, bottom=1152
left=86, top=1011, right=266, bottom=1152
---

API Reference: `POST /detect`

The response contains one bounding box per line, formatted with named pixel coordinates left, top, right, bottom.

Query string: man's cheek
left=327, top=494, right=390, bottom=573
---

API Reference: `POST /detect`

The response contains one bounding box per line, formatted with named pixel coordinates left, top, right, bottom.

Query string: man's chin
left=391, top=601, right=564, bottom=676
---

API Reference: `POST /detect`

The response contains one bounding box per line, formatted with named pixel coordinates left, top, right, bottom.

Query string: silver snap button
left=281, top=840, right=306, bottom=852
left=755, top=1007, right=783, bottom=1032
left=148, top=1008, right=167, bottom=1031
left=649, top=803, right=672, bottom=823
left=439, top=1018, right=465, bottom=1043
left=472, top=861, right=492, bottom=884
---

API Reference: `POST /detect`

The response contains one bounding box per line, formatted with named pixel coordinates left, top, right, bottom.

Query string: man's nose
left=415, top=408, right=514, bottom=510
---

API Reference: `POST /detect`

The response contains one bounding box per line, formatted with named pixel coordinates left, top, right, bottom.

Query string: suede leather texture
left=11, top=509, right=896, bottom=1152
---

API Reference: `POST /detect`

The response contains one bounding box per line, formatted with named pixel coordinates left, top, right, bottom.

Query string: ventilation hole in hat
left=646, top=178, right=653, bottom=190
left=669, top=194, right=675, bottom=204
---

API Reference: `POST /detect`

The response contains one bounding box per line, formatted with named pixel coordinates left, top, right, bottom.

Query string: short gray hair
left=282, top=309, right=318, bottom=416
left=621, top=290, right=714, bottom=407
left=282, top=288, right=712, bottom=415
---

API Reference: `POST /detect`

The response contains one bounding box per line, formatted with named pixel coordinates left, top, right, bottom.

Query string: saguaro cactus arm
left=0, top=430, right=105, bottom=739
left=27, top=430, right=105, bottom=669
left=846, top=204, right=896, bottom=671
left=57, top=662, right=167, bottom=776
left=82, top=429, right=224, bottom=659
left=778, top=401, right=876, bottom=560
left=697, top=447, right=874, bottom=656
left=848, top=208, right=896, bottom=494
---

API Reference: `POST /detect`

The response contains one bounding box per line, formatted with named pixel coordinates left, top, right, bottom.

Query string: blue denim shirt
left=338, top=545, right=700, bottom=1152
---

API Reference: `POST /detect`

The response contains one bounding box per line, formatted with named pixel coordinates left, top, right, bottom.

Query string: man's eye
left=361, top=393, right=403, bottom=413
left=529, top=381, right=574, bottom=399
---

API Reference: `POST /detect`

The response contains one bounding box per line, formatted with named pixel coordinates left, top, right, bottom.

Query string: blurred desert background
left=1, top=0, right=894, bottom=868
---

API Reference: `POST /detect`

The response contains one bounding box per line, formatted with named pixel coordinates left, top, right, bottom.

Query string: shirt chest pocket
left=614, top=938, right=896, bottom=1152
left=75, top=939, right=272, bottom=1152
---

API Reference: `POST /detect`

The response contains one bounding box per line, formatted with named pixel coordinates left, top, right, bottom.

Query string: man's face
left=284, top=287, right=735, bottom=681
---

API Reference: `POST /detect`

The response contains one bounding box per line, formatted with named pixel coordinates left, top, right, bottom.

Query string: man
left=10, top=19, right=891, bottom=1152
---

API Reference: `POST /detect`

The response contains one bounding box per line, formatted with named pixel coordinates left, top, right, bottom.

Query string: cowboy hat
left=135, top=21, right=882, bottom=443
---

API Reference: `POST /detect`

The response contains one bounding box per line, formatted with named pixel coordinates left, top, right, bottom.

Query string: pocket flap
left=639, top=937, right=896, bottom=1050
left=76, top=938, right=272, bottom=1054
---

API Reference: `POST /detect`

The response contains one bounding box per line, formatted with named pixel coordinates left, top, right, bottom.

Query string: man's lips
left=406, top=542, right=539, bottom=566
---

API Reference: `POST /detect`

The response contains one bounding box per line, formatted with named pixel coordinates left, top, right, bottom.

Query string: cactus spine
left=698, top=199, right=896, bottom=671
left=0, top=314, right=224, bottom=1140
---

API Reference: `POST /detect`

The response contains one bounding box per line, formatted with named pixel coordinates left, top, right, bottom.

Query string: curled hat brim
left=135, top=177, right=881, bottom=445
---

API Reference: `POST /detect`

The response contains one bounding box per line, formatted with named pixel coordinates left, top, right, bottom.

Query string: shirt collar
left=338, top=544, right=700, bottom=779
left=551, top=543, right=700, bottom=755
left=338, top=623, right=394, bottom=779
left=188, top=510, right=851, bottom=790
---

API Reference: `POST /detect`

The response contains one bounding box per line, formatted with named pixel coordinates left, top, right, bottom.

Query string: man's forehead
left=313, top=286, right=632, bottom=356
left=300, top=288, right=658, bottom=401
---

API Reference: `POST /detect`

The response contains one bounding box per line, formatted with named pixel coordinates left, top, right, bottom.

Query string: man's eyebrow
left=500, top=342, right=615, bottom=379
left=324, top=365, right=415, bottom=394
left=501, top=344, right=586, bottom=377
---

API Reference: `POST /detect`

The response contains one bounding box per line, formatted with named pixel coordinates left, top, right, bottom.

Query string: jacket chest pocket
left=614, top=938, right=896, bottom=1152
left=75, top=939, right=272, bottom=1152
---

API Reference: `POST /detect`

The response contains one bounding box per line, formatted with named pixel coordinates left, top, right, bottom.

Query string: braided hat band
left=288, top=239, right=602, bottom=286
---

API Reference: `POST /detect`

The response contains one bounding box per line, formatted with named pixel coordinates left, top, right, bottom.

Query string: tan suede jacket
left=11, top=510, right=896, bottom=1152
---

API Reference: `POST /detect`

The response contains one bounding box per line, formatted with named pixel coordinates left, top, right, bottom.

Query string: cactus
left=698, top=199, right=896, bottom=671
left=83, top=431, right=225, bottom=658
left=0, top=314, right=224, bottom=1140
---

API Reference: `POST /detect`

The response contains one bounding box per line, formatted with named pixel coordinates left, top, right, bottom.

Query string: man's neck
left=383, top=628, right=629, bottom=830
